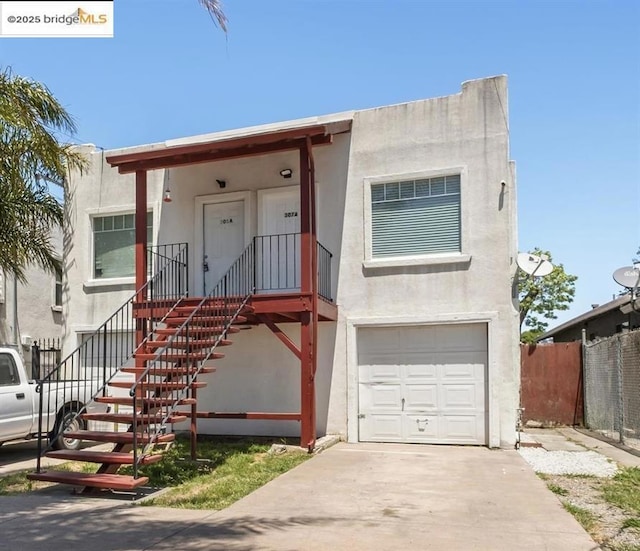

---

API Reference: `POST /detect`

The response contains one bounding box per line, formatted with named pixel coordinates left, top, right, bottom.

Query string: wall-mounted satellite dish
left=612, top=266, right=640, bottom=289
left=517, top=252, right=554, bottom=277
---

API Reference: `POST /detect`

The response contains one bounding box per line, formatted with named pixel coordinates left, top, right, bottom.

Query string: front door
left=203, top=200, right=245, bottom=295
left=257, top=187, right=301, bottom=292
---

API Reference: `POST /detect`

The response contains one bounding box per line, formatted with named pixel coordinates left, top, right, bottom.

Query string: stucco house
left=0, top=227, right=64, bottom=369
left=46, top=75, right=518, bottom=491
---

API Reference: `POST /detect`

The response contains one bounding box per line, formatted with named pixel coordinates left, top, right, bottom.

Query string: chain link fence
left=583, top=330, right=640, bottom=451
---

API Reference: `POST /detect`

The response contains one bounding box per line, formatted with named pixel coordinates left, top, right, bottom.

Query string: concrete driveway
left=0, top=442, right=598, bottom=551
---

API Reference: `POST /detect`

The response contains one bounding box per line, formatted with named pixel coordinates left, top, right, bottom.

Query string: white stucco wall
left=0, top=227, right=63, bottom=363
left=330, top=76, right=519, bottom=447
left=65, top=75, right=518, bottom=446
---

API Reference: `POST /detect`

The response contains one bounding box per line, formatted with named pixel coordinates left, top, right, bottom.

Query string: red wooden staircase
left=28, top=297, right=253, bottom=493
left=28, top=242, right=256, bottom=494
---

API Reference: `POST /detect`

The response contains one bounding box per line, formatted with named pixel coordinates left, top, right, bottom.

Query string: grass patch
left=563, top=502, right=598, bottom=532
left=122, top=436, right=310, bottom=510
left=622, top=517, right=640, bottom=530
left=0, top=471, right=35, bottom=495
left=536, top=472, right=550, bottom=481
left=547, top=483, right=568, bottom=496
left=603, top=468, right=640, bottom=515
left=0, top=460, right=98, bottom=495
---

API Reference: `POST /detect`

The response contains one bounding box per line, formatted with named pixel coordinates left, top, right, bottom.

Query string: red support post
left=135, top=170, right=148, bottom=368
left=299, top=143, right=316, bottom=450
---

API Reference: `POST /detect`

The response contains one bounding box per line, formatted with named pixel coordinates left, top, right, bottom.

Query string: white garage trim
left=346, top=312, right=500, bottom=448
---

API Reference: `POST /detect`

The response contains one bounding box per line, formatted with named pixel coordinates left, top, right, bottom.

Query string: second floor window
left=93, top=212, right=152, bottom=279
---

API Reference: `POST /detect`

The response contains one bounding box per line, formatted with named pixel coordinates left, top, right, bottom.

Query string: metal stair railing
left=34, top=243, right=189, bottom=472
left=130, top=240, right=255, bottom=476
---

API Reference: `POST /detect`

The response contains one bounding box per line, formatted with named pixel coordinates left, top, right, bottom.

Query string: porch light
left=163, top=188, right=172, bottom=203
left=279, top=168, right=293, bottom=179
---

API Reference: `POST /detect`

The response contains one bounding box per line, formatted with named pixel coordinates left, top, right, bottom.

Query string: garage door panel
left=434, top=324, right=486, bottom=351
left=363, top=384, right=402, bottom=410
left=358, top=328, right=400, bottom=359
left=400, top=326, right=437, bottom=351
left=440, top=415, right=484, bottom=442
left=404, top=384, right=437, bottom=410
left=404, top=363, right=437, bottom=379
left=440, top=384, right=482, bottom=410
left=404, top=415, right=438, bottom=440
left=359, top=364, right=402, bottom=382
left=361, top=414, right=404, bottom=442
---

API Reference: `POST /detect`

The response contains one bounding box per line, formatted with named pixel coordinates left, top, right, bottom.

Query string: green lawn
left=0, top=436, right=311, bottom=509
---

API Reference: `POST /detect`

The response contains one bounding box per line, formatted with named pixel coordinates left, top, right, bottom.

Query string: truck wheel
left=52, top=409, right=85, bottom=451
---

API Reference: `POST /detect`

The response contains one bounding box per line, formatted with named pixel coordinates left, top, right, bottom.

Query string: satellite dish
left=517, top=252, right=554, bottom=277
left=613, top=266, right=640, bottom=289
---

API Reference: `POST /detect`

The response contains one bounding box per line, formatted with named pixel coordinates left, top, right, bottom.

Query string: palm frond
left=198, top=0, right=228, bottom=32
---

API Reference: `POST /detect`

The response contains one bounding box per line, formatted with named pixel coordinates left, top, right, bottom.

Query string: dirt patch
left=544, top=475, right=640, bottom=550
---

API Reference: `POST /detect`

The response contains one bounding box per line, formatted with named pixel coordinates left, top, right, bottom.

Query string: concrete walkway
left=0, top=442, right=599, bottom=551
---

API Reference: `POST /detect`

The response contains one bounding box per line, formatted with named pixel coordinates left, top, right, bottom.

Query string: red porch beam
left=106, top=122, right=351, bottom=165
left=186, top=412, right=301, bottom=421
left=258, top=314, right=302, bottom=360
left=109, top=134, right=334, bottom=174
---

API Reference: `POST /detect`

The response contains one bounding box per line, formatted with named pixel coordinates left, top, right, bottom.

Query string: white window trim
left=363, top=167, right=468, bottom=269
left=85, top=205, right=157, bottom=287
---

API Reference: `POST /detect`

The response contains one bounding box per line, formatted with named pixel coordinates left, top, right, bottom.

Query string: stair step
left=63, top=430, right=175, bottom=445
left=82, top=413, right=188, bottom=424
left=95, top=396, right=197, bottom=407
left=27, top=471, right=149, bottom=491
left=119, top=366, right=216, bottom=375
left=146, top=339, right=232, bottom=349
left=133, top=352, right=225, bottom=361
left=155, top=326, right=241, bottom=336
left=109, top=381, right=207, bottom=390
left=164, top=315, right=247, bottom=327
left=46, top=450, right=164, bottom=465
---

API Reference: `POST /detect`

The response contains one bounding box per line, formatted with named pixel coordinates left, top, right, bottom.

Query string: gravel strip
left=519, top=448, right=618, bottom=477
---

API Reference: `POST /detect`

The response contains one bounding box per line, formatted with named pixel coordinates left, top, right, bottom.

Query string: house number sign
left=284, top=211, right=298, bottom=218
left=220, top=218, right=233, bottom=224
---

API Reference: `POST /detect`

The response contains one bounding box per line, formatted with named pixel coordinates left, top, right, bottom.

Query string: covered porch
left=105, top=120, right=350, bottom=449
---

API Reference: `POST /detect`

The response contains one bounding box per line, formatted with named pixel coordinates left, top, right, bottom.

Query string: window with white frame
left=370, top=174, right=461, bottom=258
left=93, top=212, right=153, bottom=279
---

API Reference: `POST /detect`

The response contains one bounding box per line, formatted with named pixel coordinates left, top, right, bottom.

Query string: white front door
left=203, top=200, right=245, bottom=295
left=257, top=187, right=301, bottom=292
left=358, top=324, right=487, bottom=445
left=0, top=351, right=33, bottom=440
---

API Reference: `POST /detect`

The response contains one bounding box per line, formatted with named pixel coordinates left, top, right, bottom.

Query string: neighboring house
left=0, top=226, right=64, bottom=370
left=539, top=293, right=640, bottom=343
left=63, top=75, right=519, bottom=449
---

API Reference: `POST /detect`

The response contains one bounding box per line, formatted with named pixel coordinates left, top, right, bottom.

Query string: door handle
left=401, top=398, right=405, bottom=411
left=16, top=393, right=25, bottom=399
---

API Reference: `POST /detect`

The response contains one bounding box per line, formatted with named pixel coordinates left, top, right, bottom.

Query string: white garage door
left=358, top=324, right=487, bottom=445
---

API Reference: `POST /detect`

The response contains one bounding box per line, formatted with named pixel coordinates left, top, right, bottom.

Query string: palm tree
left=198, top=0, right=228, bottom=31
left=0, top=67, right=85, bottom=282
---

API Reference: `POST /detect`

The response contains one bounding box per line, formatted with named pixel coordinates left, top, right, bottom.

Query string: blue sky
left=1, top=0, right=638, bottom=327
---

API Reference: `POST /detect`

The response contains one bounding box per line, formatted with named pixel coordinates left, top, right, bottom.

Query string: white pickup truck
left=0, top=346, right=103, bottom=450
